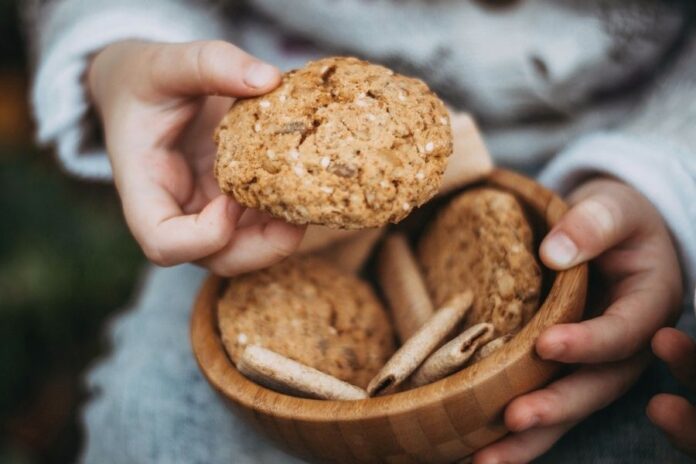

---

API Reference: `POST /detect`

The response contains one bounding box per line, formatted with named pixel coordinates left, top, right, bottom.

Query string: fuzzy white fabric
left=30, top=0, right=229, bottom=179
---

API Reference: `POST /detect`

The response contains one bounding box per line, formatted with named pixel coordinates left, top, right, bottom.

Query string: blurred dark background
left=0, top=1, right=144, bottom=463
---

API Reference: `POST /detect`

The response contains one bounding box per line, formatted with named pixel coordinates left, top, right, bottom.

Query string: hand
left=474, top=178, right=683, bottom=463
left=647, top=325, right=696, bottom=457
left=88, top=40, right=305, bottom=275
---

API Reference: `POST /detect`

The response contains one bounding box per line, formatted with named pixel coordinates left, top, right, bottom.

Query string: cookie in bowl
left=418, top=188, right=542, bottom=335
left=217, top=256, right=395, bottom=389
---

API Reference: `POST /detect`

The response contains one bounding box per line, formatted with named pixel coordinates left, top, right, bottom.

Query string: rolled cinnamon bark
left=237, top=345, right=368, bottom=401
left=378, top=233, right=434, bottom=342
left=411, top=323, right=494, bottom=387
left=471, top=334, right=513, bottom=363
left=366, top=291, right=473, bottom=396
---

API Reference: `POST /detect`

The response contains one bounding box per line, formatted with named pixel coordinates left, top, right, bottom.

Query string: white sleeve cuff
left=32, top=0, right=228, bottom=180
left=539, top=132, right=696, bottom=301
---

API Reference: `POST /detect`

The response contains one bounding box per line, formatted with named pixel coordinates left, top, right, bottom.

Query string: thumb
left=540, top=180, right=642, bottom=270
left=148, top=40, right=281, bottom=98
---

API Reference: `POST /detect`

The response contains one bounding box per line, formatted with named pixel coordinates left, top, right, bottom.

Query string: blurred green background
left=0, top=1, right=144, bottom=462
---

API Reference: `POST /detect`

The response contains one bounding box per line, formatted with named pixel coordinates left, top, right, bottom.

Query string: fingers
left=132, top=193, right=241, bottom=266
left=476, top=353, right=649, bottom=463
left=540, top=180, right=644, bottom=270
left=473, top=423, right=573, bottom=464
left=504, top=352, right=648, bottom=433
left=116, top=151, right=243, bottom=266
left=647, top=394, right=696, bottom=457
left=115, top=147, right=305, bottom=272
left=652, top=328, right=696, bottom=390
left=537, top=286, right=669, bottom=363
left=148, top=40, right=281, bottom=98
left=199, top=219, right=306, bottom=276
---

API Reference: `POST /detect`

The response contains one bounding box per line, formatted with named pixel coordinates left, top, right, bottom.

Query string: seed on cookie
left=355, top=94, right=370, bottom=107
left=293, top=164, right=305, bottom=177
left=330, top=163, right=357, bottom=178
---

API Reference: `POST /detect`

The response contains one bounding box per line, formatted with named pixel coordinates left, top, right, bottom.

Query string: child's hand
left=474, top=178, right=683, bottom=464
left=88, top=40, right=305, bottom=275
left=648, top=326, right=696, bottom=457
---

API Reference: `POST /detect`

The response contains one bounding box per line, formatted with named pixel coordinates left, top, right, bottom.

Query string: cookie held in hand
left=215, top=56, right=453, bottom=229
left=217, top=256, right=395, bottom=389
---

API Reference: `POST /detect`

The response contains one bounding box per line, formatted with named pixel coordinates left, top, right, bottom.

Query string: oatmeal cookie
left=418, top=188, right=542, bottom=335
left=215, top=56, right=452, bottom=229
left=218, top=256, right=395, bottom=388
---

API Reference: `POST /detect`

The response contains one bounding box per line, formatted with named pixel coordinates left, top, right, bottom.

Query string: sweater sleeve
left=28, top=0, right=230, bottom=180
left=539, top=32, right=696, bottom=304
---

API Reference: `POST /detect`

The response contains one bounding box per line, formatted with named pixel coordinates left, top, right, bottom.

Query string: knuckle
left=197, top=42, right=221, bottom=71
left=267, top=240, right=296, bottom=262
left=267, top=231, right=303, bottom=261
left=206, top=224, right=232, bottom=250
left=604, top=312, right=639, bottom=358
left=572, top=324, right=595, bottom=350
left=535, top=388, right=564, bottom=421
left=200, top=40, right=231, bottom=58
left=141, top=239, right=170, bottom=267
left=194, top=40, right=240, bottom=94
left=575, top=198, right=619, bottom=243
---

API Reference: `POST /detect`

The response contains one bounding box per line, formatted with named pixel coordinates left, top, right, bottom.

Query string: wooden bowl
left=191, top=168, right=588, bottom=463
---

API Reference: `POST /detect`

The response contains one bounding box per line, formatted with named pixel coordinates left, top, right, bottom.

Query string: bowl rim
left=191, top=168, right=588, bottom=423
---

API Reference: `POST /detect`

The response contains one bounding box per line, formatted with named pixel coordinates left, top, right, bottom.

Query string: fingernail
left=244, top=62, right=278, bottom=88
left=543, top=232, right=578, bottom=268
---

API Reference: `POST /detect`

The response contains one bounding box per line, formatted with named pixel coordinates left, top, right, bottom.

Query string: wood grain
left=191, top=168, right=588, bottom=463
